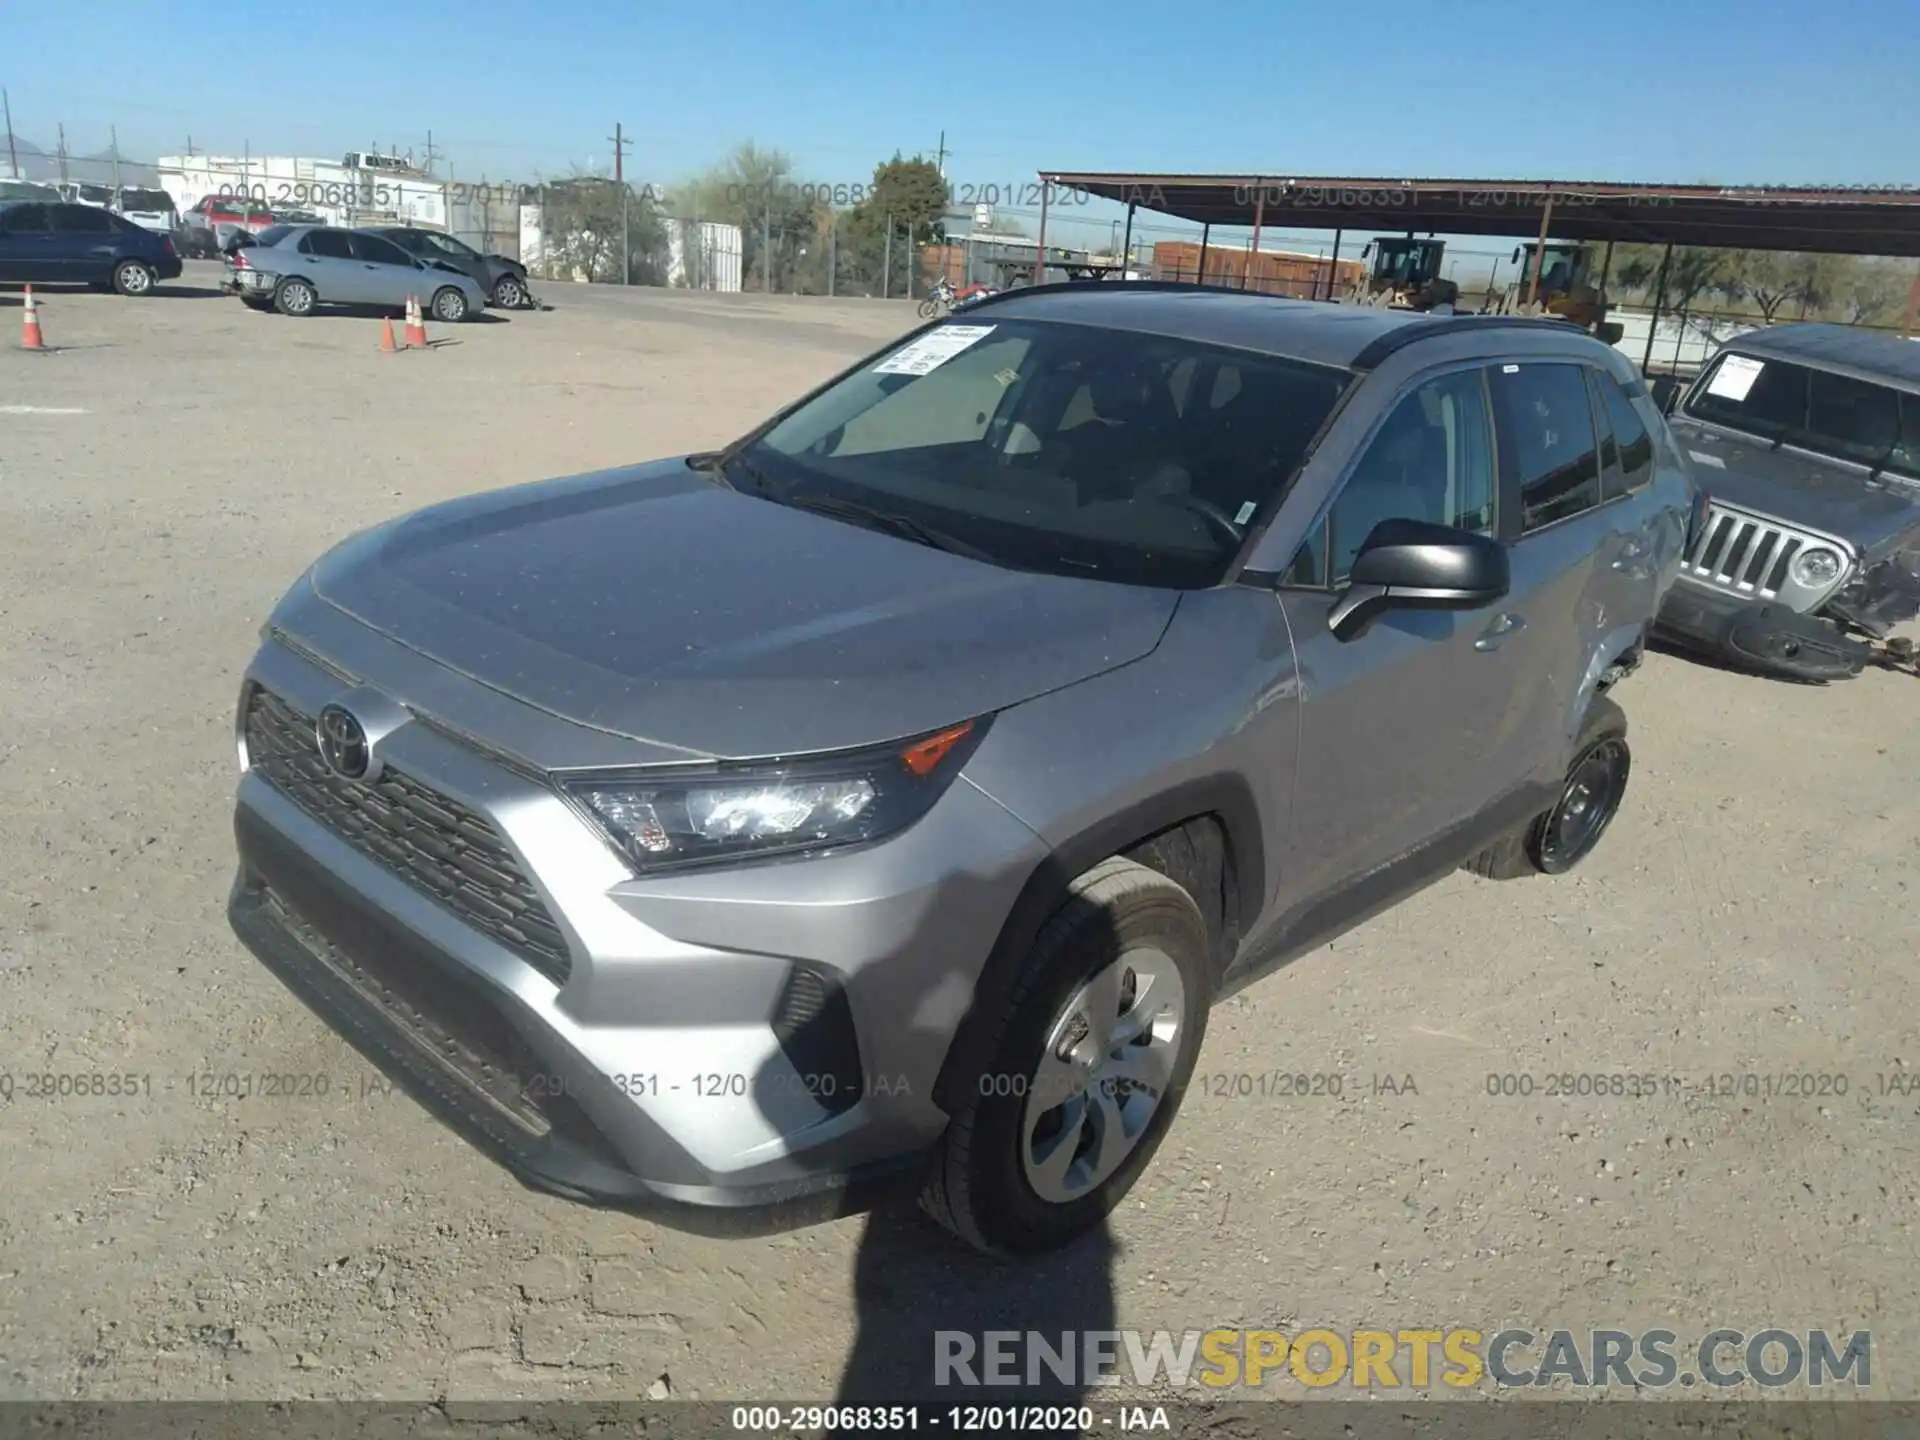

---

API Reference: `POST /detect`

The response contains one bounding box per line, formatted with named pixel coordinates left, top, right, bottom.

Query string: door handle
left=1474, top=613, right=1526, bottom=651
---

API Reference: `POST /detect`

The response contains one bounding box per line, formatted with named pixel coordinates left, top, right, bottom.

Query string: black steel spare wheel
left=1531, top=732, right=1629, bottom=874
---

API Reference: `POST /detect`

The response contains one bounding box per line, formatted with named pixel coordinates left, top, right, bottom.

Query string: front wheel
left=113, top=260, right=156, bottom=296
left=491, top=274, right=528, bottom=309
left=917, top=298, right=940, bottom=319
left=921, top=857, right=1209, bottom=1257
left=430, top=285, right=470, bottom=323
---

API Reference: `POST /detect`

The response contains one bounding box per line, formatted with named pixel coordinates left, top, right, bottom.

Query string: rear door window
left=1598, top=371, right=1655, bottom=496
left=299, top=229, right=354, bottom=259
left=52, top=204, right=117, bottom=234
left=0, top=204, right=52, bottom=234
left=1487, top=362, right=1603, bottom=533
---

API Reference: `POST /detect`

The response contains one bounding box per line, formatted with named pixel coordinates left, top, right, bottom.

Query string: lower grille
left=243, top=686, right=572, bottom=984
left=262, top=889, right=555, bottom=1138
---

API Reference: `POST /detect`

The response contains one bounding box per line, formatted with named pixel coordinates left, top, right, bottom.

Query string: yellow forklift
left=1350, top=236, right=1461, bottom=310
left=1493, top=242, right=1625, bottom=344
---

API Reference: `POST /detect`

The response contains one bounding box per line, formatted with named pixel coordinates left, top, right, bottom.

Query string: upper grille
left=243, top=687, right=572, bottom=985
left=1679, top=500, right=1846, bottom=607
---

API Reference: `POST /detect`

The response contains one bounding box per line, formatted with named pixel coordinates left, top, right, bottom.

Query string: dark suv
left=227, top=287, right=1692, bottom=1256
left=360, top=225, right=537, bottom=309
left=0, top=199, right=183, bottom=295
left=1655, top=323, right=1920, bottom=680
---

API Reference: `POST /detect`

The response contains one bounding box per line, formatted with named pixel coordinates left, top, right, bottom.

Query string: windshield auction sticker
left=873, top=325, right=996, bottom=376
left=1707, top=354, right=1766, bottom=401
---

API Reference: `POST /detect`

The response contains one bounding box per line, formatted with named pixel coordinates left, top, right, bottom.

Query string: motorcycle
left=917, top=279, right=956, bottom=319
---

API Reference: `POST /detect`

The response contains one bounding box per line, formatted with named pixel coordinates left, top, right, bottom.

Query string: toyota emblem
left=316, top=703, right=377, bottom=782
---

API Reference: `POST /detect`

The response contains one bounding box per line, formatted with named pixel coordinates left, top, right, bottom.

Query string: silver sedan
left=230, top=224, right=488, bottom=321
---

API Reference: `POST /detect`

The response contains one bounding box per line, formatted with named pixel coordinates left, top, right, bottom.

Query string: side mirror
left=1328, top=519, right=1510, bottom=641
left=1511, top=245, right=1524, bottom=265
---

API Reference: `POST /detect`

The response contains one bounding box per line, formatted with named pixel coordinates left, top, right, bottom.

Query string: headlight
left=558, top=718, right=989, bottom=874
left=1791, top=546, right=1845, bottom=588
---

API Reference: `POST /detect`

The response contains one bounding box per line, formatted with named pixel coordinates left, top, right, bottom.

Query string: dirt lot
left=2, top=265, right=1917, bottom=1407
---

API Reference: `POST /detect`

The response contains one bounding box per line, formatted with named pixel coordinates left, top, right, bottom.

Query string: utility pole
left=185, top=135, right=197, bottom=158
left=608, top=122, right=631, bottom=285
left=2, top=90, right=19, bottom=179
left=57, top=122, right=70, bottom=185
left=110, top=125, right=123, bottom=193
left=935, top=130, right=947, bottom=181
left=419, top=129, right=442, bottom=175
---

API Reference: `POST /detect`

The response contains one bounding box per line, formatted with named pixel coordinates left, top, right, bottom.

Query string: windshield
left=425, top=231, right=479, bottom=259
left=744, top=317, right=1352, bottom=587
left=1684, top=352, right=1920, bottom=481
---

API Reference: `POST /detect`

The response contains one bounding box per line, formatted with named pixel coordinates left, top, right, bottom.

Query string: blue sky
left=7, top=0, right=1918, bottom=260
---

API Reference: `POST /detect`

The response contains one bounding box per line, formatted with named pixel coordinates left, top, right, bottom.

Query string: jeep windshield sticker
left=873, top=325, right=995, bottom=376
left=1707, top=354, right=1766, bottom=402
left=1688, top=449, right=1727, bottom=469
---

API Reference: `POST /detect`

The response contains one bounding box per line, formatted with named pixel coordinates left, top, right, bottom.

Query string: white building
left=665, top=219, right=744, bottom=292
left=154, top=153, right=449, bottom=229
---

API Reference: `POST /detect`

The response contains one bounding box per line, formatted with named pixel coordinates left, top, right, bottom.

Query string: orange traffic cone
left=379, top=314, right=399, bottom=353
left=403, top=295, right=428, bottom=349
left=20, top=285, right=45, bottom=350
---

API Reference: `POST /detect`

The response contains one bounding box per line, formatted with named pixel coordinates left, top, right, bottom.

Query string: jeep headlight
left=1791, top=547, right=1845, bottom=588
left=558, top=718, right=988, bottom=874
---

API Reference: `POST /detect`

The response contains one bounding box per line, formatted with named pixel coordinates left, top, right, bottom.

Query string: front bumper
left=225, top=626, right=1045, bottom=1227
left=1656, top=581, right=1868, bottom=681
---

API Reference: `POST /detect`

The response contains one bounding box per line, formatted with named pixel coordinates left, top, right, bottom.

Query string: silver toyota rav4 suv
left=228, top=285, right=1694, bottom=1256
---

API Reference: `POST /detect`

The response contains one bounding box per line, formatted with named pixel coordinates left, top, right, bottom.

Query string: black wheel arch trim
left=930, top=773, right=1265, bottom=1114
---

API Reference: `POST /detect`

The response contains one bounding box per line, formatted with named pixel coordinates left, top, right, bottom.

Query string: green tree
left=840, top=154, right=949, bottom=299
left=1840, top=259, right=1914, bottom=326
left=671, top=142, right=820, bottom=291
left=536, top=171, right=667, bottom=283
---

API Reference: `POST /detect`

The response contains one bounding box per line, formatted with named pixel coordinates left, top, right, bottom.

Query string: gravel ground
left=2, top=266, right=1917, bottom=1409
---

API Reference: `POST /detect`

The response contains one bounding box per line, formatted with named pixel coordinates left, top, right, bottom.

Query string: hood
left=1672, top=419, right=1920, bottom=556
left=308, top=458, right=1179, bottom=759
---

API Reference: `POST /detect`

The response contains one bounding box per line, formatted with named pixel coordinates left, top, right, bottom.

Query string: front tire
left=917, top=298, right=939, bottom=319
left=491, top=274, right=528, bottom=309
left=431, top=286, right=469, bottom=323
left=273, top=277, right=316, bottom=316
left=1466, top=696, right=1630, bottom=880
left=921, top=857, right=1209, bottom=1257
left=112, top=260, right=156, bottom=296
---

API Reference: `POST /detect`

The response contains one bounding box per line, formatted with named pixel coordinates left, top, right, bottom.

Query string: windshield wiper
left=785, top=493, right=1000, bottom=565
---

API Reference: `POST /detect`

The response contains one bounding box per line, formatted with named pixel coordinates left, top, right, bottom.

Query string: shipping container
left=1151, top=241, right=1364, bottom=299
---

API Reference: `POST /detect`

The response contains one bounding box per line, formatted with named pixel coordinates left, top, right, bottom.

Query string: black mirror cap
left=1331, top=519, right=1510, bottom=640
left=1350, top=518, right=1510, bottom=593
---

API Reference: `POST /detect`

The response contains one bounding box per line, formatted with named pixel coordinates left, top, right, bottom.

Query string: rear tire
left=273, top=277, right=316, bottom=317
left=112, top=260, right=156, bottom=296
left=920, top=858, right=1209, bottom=1257
left=1466, top=696, right=1629, bottom=880
left=431, top=286, right=469, bottom=323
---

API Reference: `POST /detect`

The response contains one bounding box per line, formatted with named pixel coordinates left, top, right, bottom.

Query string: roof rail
left=1347, top=313, right=1602, bottom=370
left=950, top=278, right=1307, bottom=314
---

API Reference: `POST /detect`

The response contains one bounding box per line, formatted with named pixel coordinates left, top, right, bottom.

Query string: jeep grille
left=1679, top=501, right=1850, bottom=610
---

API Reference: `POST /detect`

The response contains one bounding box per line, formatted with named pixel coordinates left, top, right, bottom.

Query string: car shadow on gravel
left=829, top=1202, right=1115, bottom=1424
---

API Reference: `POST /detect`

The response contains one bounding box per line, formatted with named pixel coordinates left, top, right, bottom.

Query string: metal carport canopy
left=1039, top=173, right=1920, bottom=256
